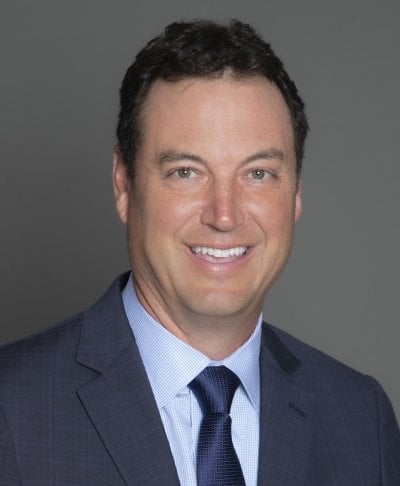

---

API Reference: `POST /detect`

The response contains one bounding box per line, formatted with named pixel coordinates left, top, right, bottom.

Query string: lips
left=191, top=246, right=248, bottom=258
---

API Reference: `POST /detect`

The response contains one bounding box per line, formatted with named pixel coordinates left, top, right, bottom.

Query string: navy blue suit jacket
left=0, top=273, right=399, bottom=484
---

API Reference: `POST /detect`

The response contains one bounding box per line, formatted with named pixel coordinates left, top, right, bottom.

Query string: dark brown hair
left=117, top=19, right=309, bottom=177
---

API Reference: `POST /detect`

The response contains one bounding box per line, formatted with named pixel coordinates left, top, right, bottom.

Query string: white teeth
left=191, top=246, right=247, bottom=258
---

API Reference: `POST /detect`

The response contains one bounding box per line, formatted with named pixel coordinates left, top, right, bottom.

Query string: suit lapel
left=75, top=274, right=180, bottom=485
left=257, top=324, right=314, bottom=486
left=74, top=275, right=314, bottom=484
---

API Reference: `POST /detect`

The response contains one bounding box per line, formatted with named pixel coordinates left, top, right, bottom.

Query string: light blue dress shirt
left=122, top=275, right=261, bottom=486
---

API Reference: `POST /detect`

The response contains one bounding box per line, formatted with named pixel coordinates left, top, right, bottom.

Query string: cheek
left=141, top=190, right=202, bottom=237
left=249, top=193, right=296, bottom=236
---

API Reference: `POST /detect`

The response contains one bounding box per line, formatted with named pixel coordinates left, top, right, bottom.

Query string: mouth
left=190, top=246, right=248, bottom=258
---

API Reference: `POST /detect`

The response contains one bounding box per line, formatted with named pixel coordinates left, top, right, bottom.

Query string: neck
left=134, top=284, right=260, bottom=360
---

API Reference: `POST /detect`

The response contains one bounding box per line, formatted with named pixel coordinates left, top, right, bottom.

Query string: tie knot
left=189, top=366, right=241, bottom=415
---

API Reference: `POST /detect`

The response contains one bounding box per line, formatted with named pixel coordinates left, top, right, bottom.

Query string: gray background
left=1, top=1, right=399, bottom=420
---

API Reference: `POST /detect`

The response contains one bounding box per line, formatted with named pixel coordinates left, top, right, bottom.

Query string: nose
left=200, top=180, right=244, bottom=232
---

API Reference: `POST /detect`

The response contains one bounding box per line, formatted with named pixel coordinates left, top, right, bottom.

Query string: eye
left=250, top=169, right=270, bottom=180
left=175, top=167, right=196, bottom=179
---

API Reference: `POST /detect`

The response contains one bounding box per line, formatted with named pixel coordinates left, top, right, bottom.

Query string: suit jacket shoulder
left=0, top=273, right=180, bottom=485
left=257, top=322, right=400, bottom=485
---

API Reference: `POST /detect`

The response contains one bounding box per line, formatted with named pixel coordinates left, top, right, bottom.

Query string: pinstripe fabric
left=0, top=273, right=399, bottom=485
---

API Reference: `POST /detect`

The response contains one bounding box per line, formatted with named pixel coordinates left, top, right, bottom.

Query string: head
left=116, top=19, right=308, bottom=179
left=113, top=20, right=307, bottom=357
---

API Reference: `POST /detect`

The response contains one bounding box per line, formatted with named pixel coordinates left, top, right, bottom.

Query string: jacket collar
left=75, top=273, right=180, bottom=485
left=257, top=322, right=314, bottom=485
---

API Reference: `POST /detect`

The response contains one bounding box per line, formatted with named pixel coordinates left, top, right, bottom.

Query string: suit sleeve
left=0, top=407, right=21, bottom=485
left=369, top=377, right=400, bottom=485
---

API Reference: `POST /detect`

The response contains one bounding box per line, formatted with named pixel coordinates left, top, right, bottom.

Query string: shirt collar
left=122, top=275, right=261, bottom=412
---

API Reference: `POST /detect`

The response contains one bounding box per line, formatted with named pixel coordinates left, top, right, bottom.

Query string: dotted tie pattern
left=189, top=366, right=246, bottom=486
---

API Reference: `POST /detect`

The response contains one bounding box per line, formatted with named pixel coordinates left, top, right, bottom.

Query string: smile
left=191, top=246, right=248, bottom=258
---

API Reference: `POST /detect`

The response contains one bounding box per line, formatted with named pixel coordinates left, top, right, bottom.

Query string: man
left=0, top=19, right=399, bottom=485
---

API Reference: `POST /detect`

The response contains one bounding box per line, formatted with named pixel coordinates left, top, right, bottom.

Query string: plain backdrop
left=1, top=1, right=399, bottom=420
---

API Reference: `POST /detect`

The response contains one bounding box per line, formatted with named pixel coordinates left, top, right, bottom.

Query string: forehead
left=139, top=75, right=294, bottom=159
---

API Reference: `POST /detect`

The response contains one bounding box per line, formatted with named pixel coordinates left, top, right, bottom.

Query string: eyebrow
left=158, top=151, right=204, bottom=165
left=245, top=149, right=285, bottom=163
left=158, top=148, right=285, bottom=166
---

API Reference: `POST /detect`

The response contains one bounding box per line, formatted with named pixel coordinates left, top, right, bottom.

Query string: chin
left=186, top=290, right=257, bottom=319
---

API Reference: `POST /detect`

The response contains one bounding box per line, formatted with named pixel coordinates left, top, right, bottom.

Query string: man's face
left=114, top=76, right=301, bottom=330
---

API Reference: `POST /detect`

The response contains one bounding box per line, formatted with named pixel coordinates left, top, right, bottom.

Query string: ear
left=294, top=177, right=302, bottom=222
left=112, top=146, right=131, bottom=224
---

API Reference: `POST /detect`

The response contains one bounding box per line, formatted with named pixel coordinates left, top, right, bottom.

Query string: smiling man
left=113, top=76, right=301, bottom=361
left=0, top=19, right=399, bottom=485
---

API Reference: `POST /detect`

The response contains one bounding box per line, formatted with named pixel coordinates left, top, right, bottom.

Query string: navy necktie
left=189, top=366, right=246, bottom=486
